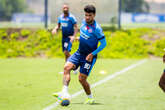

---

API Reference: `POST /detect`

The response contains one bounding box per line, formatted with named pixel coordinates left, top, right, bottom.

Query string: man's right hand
left=69, top=36, right=75, bottom=43
left=52, top=28, right=57, bottom=35
left=75, top=37, right=79, bottom=42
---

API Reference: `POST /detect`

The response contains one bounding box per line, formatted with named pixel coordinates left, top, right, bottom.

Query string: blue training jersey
left=78, top=20, right=105, bottom=55
left=58, top=13, right=77, bottom=38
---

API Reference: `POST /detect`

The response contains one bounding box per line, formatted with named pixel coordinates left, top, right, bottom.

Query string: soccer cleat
left=84, top=98, right=95, bottom=104
left=52, top=92, right=71, bottom=100
left=52, top=92, right=61, bottom=98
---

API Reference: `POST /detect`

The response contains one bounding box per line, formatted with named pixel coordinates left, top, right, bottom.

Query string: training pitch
left=0, top=58, right=164, bottom=110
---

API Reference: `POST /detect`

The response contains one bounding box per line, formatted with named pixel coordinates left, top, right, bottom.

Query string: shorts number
left=84, top=63, right=91, bottom=70
left=64, top=42, right=68, bottom=48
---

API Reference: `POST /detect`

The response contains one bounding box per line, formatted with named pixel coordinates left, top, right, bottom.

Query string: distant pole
left=118, top=0, right=122, bottom=29
left=44, top=0, right=48, bottom=29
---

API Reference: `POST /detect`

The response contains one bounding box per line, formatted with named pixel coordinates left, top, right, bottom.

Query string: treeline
left=0, top=0, right=27, bottom=20
left=0, top=0, right=150, bottom=21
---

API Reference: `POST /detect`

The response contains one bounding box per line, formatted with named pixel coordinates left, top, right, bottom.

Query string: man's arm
left=92, top=38, right=106, bottom=56
left=70, top=23, right=78, bottom=42
left=86, top=37, right=107, bottom=62
left=52, top=23, right=61, bottom=35
left=163, top=48, right=165, bottom=63
left=73, top=24, right=78, bottom=37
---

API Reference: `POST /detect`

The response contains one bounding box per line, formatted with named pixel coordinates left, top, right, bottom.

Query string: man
left=53, top=5, right=107, bottom=104
left=52, top=4, right=78, bottom=62
left=159, top=49, right=165, bottom=92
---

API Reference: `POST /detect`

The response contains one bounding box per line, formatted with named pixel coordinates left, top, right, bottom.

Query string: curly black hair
left=84, top=5, right=96, bottom=14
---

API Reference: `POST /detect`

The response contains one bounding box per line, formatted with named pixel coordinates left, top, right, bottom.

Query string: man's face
left=85, top=12, right=95, bottom=24
left=63, top=5, right=69, bottom=14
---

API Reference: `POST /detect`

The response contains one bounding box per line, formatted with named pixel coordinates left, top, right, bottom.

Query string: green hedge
left=0, top=28, right=164, bottom=58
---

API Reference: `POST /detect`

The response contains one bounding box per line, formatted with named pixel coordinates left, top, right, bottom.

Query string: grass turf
left=0, top=58, right=164, bottom=110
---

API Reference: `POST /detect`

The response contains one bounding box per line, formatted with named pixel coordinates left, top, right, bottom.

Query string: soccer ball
left=60, top=98, right=70, bottom=106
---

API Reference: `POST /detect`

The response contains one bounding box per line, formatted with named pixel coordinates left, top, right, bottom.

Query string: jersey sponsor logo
left=61, top=23, right=68, bottom=27
left=84, top=25, right=92, bottom=33
left=62, top=18, right=69, bottom=21
left=88, top=28, right=93, bottom=33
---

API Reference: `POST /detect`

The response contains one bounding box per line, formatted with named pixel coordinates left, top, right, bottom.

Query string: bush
left=0, top=28, right=164, bottom=58
left=152, top=37, right=165, bottom=57
left=21, top=29, right=31, bottom=38
left=0, top=29, right=8, bottom=39
left=10, top=32, right=19, bottom=40
left=100, top=30, right=150, bottom=58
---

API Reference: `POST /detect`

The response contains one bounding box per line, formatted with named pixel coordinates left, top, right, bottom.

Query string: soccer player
left=53, top=5, right=107, bottom=104
left=52, top=4, right=78, bottom=62
left=159, top=50, right=165, bottom=92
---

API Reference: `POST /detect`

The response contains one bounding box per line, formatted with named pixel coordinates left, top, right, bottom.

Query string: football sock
left=62, top=85, right=68, bottom=93
left=87, top=94, right=93, bottom=99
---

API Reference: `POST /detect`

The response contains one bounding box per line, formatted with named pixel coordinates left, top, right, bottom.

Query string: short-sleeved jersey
left=58, top=13, right=77, bottom=38
left=78, top=20, right=105, bottom=55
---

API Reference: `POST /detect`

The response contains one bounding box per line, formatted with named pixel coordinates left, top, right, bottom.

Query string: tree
left=122, top=0, right=150, bottom=13
left=0, top=0, right=27, bottom=21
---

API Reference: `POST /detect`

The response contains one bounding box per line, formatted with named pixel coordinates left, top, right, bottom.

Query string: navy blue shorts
left=67, top=51, right=97, bottom=76
left=62, top=38, right=72, bottom=52
left=164, top=69, right=165, bottom=72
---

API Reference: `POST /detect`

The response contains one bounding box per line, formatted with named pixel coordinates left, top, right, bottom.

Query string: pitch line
left=43, top=59, right=147, bottom=110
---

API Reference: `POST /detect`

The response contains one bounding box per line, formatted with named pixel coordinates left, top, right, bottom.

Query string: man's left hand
left=69, top=36, right=75, bottom=43
left=86, top=53, right=93, bottom=62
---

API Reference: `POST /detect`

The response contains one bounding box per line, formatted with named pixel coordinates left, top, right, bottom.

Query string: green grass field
left=0, top=58, right=165, bottom=110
